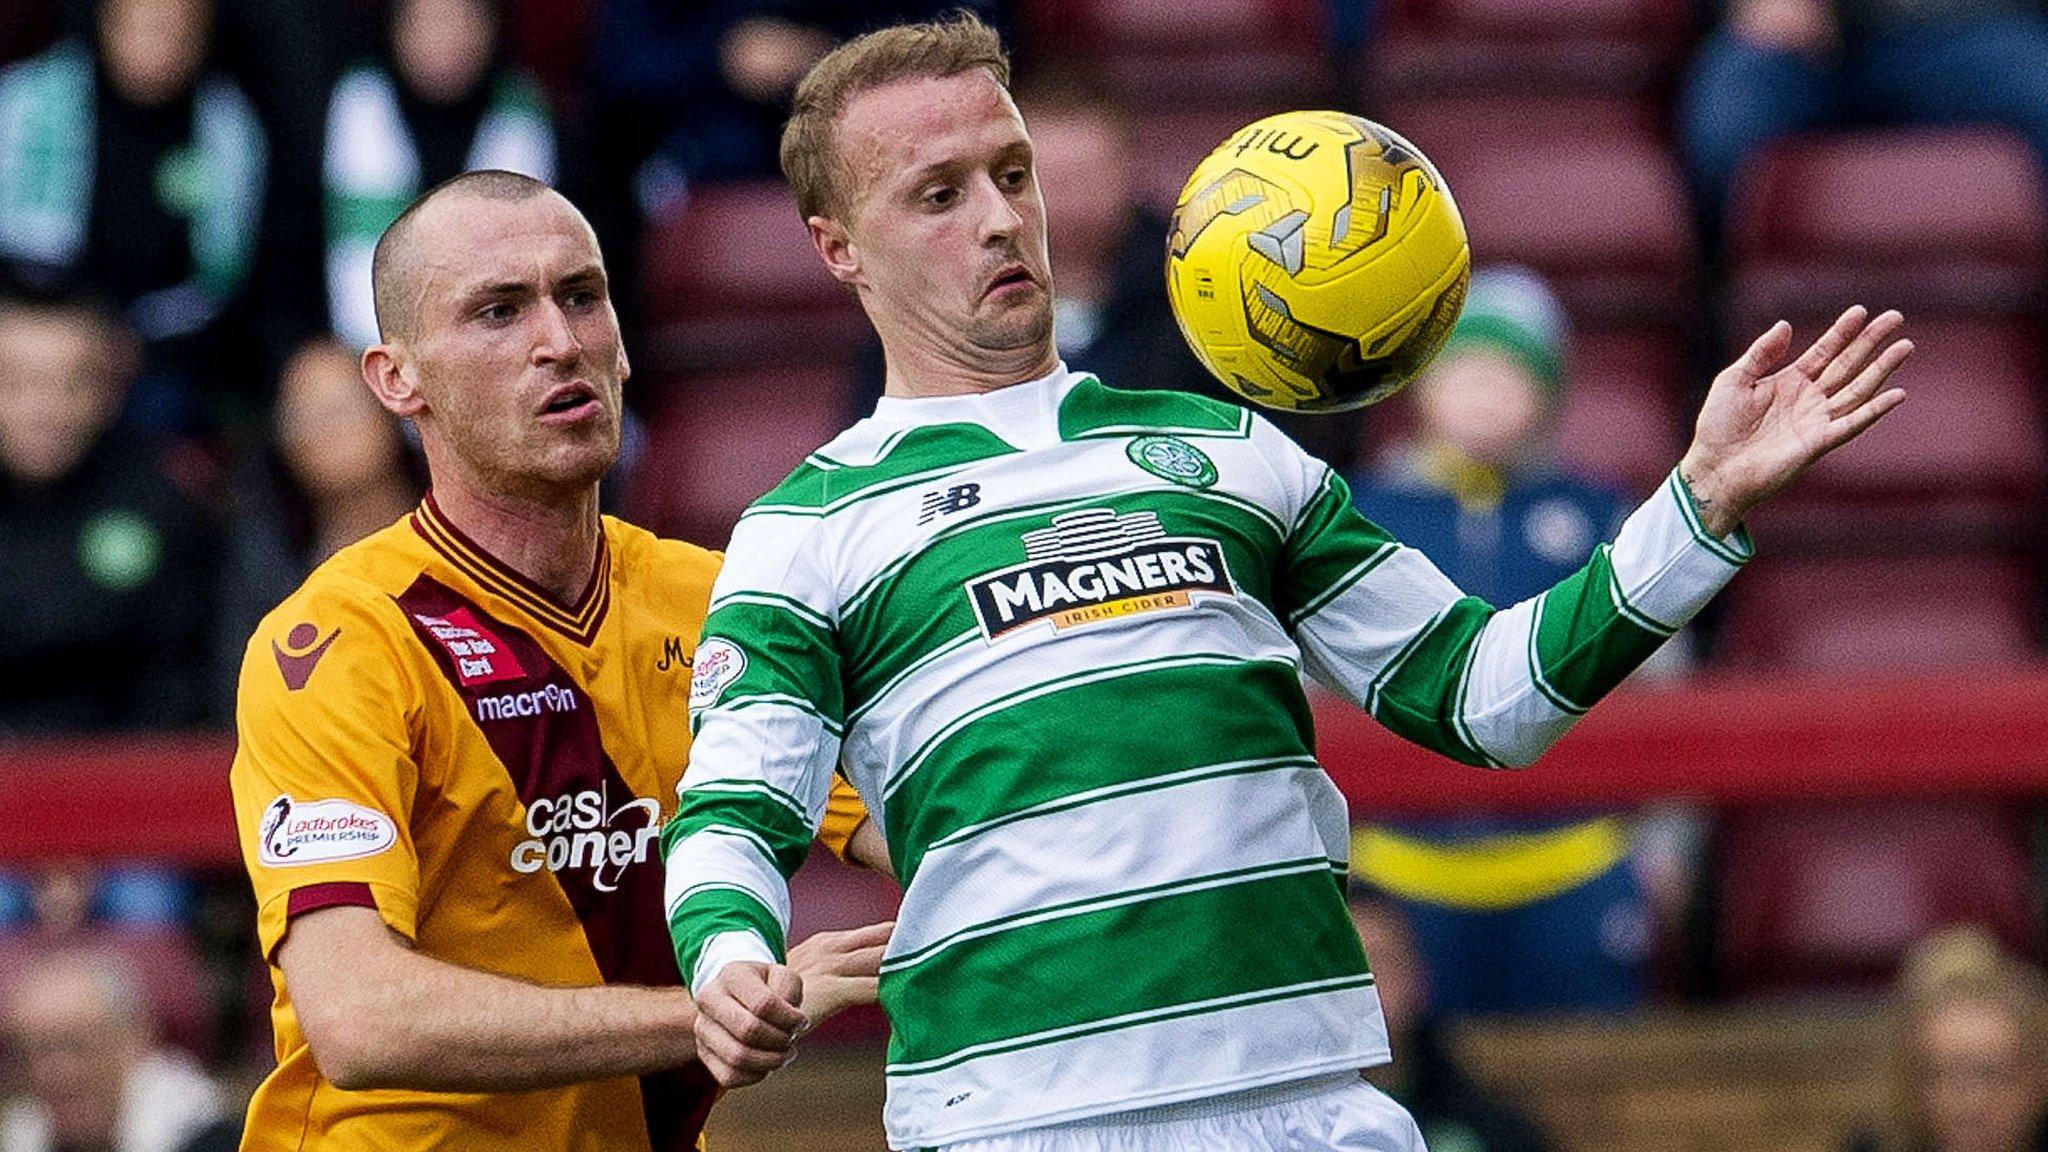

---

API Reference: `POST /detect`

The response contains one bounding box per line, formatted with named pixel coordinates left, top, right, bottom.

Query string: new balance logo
left=918, top=483, right=982, bottom=524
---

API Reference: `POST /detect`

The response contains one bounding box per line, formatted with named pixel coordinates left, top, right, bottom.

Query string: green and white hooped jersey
left=662, top=365, right=1750, bottom=1148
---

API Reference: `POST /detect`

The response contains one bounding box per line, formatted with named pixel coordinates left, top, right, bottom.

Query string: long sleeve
left=1282, top=461, right=1752, bottom=768
left=660, top=513, right=845, bottom=991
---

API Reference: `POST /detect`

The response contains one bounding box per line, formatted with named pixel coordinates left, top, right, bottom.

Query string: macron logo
left=475, top=684, right=580, bottom=723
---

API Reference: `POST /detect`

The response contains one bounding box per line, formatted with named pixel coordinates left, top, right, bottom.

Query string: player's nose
left=972, top=174, right=1023, bottom=247
left=530, top=298, right=584, bottom=365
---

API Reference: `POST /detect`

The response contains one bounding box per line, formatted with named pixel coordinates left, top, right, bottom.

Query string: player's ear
left=361, top=341, right=426, bottom=419
left=809, top=215, right=863, bottom=287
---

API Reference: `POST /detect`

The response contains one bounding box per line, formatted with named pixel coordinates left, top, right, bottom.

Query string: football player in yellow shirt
left=230, top=169, right=888, bottom=1151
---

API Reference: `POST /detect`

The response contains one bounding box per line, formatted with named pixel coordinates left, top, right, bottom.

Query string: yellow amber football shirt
left=231, top=497, right=869, bottom=1151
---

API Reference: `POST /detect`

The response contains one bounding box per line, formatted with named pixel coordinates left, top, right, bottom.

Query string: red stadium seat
left=1429, top=131, right=1698, bottom=326
left=1131, top=105, right=1301, bottom=213
left=1366, top=0, right=1692, bottom=99
left=1733, top=315, right=2046, bottom=552
left=1089, top=0, right=1320, bottom=47
left=1025, top=0, right=1330, bottom=107
left=1799, top=318, right=2046, bottom=499
left=1371, top=94, right=1663, bottom=160
left=1727, top=129, right=2047, bottom=327
left=506, top=0, right=597, bottom=104
left=1715, top=800, right=2039, bottom=995
left=627, top=366, right=860, bottom=548
left=1716, top=553, right=2040, bottom=673
left=638, top=182, right=869, bottom=372
left=1555, top=328, right=1687, bottom=493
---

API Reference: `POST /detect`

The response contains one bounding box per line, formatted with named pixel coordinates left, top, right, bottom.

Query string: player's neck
left=879, top=338, right=1058, bottom=399
left=428, top=474, right=603, bottom=608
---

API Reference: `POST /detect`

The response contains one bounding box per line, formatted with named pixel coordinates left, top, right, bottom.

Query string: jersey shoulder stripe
left=1056, top=376, right=1253, bottom=440
left=747, top=422, right=1021, bottom=518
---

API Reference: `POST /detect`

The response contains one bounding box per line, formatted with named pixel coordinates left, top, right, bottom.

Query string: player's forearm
left=341, top=962, right=697, bottom=1092
left=1454, top=466, right=1751, bottom=766
left=843, top=817, right=891, bottom=874
left=1319, top=467, right=1749, bottom=769
left=288, top=918, right=697, bottom=1091
left=661, top=829, right=792, bottom=992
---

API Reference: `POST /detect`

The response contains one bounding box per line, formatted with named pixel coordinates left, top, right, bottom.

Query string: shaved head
left=371, top=169, right=554, bottom=342
left=358, top=173, right=627, bottom=507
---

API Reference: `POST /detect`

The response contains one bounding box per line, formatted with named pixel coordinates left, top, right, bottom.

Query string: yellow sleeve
left=231, top=586, right=425, bottom=960
left=816, top=773, right=871, bottom=862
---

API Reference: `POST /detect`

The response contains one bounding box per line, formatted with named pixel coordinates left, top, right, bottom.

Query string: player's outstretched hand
left=789, top=920, right=893, bottom=1026
left=693, top=961, right=807, bottom=1088
left=1679, top=305, right=1912, bottom=537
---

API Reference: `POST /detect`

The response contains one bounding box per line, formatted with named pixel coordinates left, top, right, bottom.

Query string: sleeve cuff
left=1666, top=467, right=1755, bottom=565
left=285, top=880, right=378, bottom=919
left=691, top=929, right=778, bottom=993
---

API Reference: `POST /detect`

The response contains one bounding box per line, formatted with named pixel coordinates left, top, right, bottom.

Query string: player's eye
left=1000, top=166, right=1029, bottom=191
left=923, top=185, right=957, bottom=209
left=478, top=302, right=517, bottom=324
left=563, top=288, right=599, bottom=310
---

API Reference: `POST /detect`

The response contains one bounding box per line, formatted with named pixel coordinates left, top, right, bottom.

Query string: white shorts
left=927, top=1074, right=1428, bottom=1152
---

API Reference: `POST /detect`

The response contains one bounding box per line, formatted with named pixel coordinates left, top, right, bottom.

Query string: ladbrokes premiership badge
left=965, top=509, right=1234, bottom=642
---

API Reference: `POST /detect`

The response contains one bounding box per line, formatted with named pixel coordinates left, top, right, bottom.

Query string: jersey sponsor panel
left=837, top=488, right=1288, bottom=709
left=965, top=509, right=1233, bottom=641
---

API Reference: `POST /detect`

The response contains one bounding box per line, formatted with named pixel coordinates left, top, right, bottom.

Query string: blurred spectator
left=213, top=337, right=423, bottom=681
left=323, top=0, right=555, bottom=348
left=0, top=0, right=267, bottom=422
left=0, top=950, right=236, bottom=1152
left=590, top=1, right=1010, bottom=195
left=1346, top=268, right=1682, bottom=1016
left=1017, top=74, right=1195, bottom=395
left=1843, top=927, right=2048, bottom=1152
left=271, top=339, right=420, bottom=562
left=1352, top=889, right=1559, bottom=1152
left=1678, top=0, right=2048, bottom=239
left=0, top=294, right=223, bottom=734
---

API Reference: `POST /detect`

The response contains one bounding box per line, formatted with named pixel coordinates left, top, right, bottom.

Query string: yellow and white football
left=1165, top=111, right=1471, bottom=413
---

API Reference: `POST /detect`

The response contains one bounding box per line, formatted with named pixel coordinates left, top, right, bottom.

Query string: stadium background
left=0, top=0, right=2044, bottom=1149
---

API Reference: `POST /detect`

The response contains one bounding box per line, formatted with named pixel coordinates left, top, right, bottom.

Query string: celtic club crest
left=1126, top=435, right=1219, bottom=489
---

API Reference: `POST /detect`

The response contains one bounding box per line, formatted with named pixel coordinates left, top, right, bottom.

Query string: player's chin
left=974, top=297, right=1053, bottom=350
left=533, top=427, right=621, bottom=488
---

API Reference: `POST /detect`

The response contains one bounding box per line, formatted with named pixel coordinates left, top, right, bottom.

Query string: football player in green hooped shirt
left=670, top=12, right=1914, bottom=1152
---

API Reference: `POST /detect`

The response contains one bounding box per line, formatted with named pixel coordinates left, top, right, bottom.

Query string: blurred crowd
left=2, top=0, right=2045, bottom=725
left=3, top=0, right=2048, bottom=1147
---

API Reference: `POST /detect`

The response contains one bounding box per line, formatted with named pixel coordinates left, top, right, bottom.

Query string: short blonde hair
left=779, top=10, right=1010, bottom=222
left=1881, top=927, right=2048, bottom=1151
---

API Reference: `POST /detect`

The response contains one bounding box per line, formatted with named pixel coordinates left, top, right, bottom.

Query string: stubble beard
left=967, top=288, right=1055, bottom=365
left=433, top=405, right=620, bottom=506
